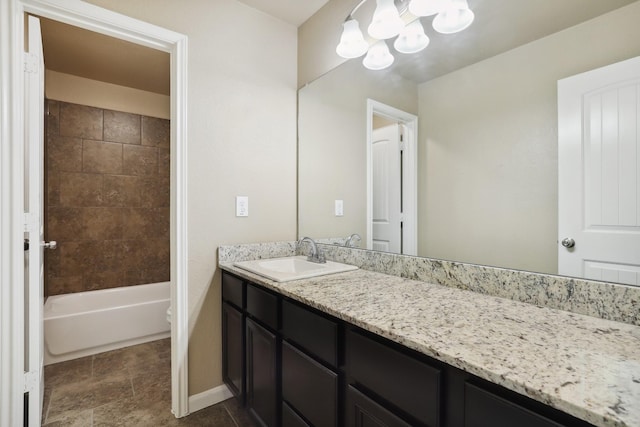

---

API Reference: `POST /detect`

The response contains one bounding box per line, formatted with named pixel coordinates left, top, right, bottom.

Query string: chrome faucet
left=345, top=233, right=361, bottom=248
left=299, top=237, right=326, bottom=264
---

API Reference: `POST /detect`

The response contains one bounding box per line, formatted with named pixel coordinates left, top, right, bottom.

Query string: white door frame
left=366, top=99, right=418, bottom=255
left=0, top=0, right=190, bottom=423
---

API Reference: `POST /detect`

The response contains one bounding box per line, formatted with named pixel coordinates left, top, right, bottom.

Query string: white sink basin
left=234, top=256, right=358, bottom=282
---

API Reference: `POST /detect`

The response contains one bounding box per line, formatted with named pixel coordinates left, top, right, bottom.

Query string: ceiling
left=353, top=0, right=639, bottom=84
left=38, top=0, right=329, bottom=96
left=40, top=17, right=170, bottom=95
left=236, top=0, right=330, bottom=26
left=38, top=0, right=637, bottom=94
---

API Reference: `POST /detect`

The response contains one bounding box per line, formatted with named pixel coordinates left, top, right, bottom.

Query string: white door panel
left=558, top=56, right=640, bottom=285
left=372, top=124, right=401, bottom=253
left=24, top=15, right=45, bottom=426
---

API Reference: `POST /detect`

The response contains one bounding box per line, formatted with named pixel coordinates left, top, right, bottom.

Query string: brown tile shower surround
left=45, top=100, right=170, bottom=296
left=42, top=339, right=254, bottom=426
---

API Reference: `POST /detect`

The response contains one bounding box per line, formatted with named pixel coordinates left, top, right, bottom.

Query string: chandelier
left=336, top=0, right=474, bottom=70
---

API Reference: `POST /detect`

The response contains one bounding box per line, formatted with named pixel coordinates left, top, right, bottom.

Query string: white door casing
left=372, top=123, right=402, bottom=252
left=1, top=0, right=190, bottom=424
left=558, top=56, right=640, bottom=285
left=366, top=99, right=418, bottom=256
left=24, top=15, right=45, bottom=425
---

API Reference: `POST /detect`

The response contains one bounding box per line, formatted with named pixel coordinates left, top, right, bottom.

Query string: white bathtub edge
left=187, top=384, right=234, bottom=416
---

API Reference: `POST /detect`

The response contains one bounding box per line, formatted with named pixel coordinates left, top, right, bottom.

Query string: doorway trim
left=0, top=0, right=190, bottom=422
left=366, top=99, right=418, bottom=255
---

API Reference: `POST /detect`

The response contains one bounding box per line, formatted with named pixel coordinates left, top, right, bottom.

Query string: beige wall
left=46, top=70, right=170, bottom=119
left=418, top=2, right=640, bottom=274
left=298, top=59, right=418, bottom=243
left=83, top=0, right=298, bottom=395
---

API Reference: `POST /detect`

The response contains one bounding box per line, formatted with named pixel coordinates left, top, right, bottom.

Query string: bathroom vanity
left=219, top=258, right=640, bottom=427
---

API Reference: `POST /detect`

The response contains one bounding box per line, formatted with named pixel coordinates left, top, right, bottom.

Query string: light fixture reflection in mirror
left=336, top=0, right=475, bottom=70
left=394, top=20, right=430, bottom=54
left=336, top=19, right=369, bottom=58
left=432, top=0, right=475, bottom=34
left=363, top=40, right=395, bottom=70
left=368, top=0, right=405, bottom=39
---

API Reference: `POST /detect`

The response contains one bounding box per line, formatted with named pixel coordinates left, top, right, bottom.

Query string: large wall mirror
left=298, top=0, right=640, bottom=285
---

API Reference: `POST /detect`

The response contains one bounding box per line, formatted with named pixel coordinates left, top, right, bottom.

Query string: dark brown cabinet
left=283, top=402, right=310, bottom=427
left=345, top=328, right=441, bottom=427
left=246, top=317, right=279, bottom=427
left=221, top=271, right=595, bottom=427
left=346, top=386, right=412, bottom=427
left=222, top=302, right=244, bottom=399
left=282, top=341, right=338, bottom=427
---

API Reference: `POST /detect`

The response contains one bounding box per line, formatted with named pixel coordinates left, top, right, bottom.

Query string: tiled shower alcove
left=45, top=100, right=170, bottom=296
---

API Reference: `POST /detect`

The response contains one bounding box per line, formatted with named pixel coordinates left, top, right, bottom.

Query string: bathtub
left=44, top=281, right=171, bottom=365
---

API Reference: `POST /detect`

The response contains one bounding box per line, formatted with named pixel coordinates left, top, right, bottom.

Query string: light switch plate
left=335, top=199, right=344, bottom=216
left=236, top=196, right=249, bottom=217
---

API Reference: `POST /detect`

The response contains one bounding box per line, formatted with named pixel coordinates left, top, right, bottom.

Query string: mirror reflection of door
left=558, top=56, right=640, bottom=285
left=372, top=119, right=402, bottom=252
left=367, top=100, right=418, bottom=256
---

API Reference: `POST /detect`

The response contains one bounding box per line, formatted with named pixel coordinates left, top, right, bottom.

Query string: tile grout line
left=222, top=403, right=241, bottom=427
left=43, top=387, right=53, bottom=425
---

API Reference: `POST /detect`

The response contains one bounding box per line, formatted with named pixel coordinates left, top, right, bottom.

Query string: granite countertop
left=220, top=263, right=640, bottom=427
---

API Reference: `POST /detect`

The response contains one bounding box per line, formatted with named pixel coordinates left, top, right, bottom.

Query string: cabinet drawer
left=283, top=402, right=310, bottom=427
left=282, top=300, right=338, bottom=367
left=346, top=385, right=413, bottom=427
left=246, top=284, right=278, bottom=330
left=282, top=341, right=338, bottom=427
left=222, top=273, right=244, bottom=309
left=464, top=383, right=565, bottom=427
left=346, top=329, right=441, bottom=427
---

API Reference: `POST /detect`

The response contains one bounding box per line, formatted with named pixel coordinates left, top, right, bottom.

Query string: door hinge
left=23, top=212, right=33, bottom=232
left=23, top=371, right=37, bottom=393
left=23, top=53, right=39, bottom=74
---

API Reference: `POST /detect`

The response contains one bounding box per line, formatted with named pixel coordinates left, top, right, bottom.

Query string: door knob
left=561, top=238, right=575, bottom=248
left=42, top=240, right=57, bottom=250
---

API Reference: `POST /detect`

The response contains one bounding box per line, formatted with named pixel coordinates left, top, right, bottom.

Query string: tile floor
left=42, top=339, right=254, bottom=426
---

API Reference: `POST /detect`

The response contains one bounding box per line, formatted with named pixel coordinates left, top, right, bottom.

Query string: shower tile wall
left=45, top=100, right=170, bottom=296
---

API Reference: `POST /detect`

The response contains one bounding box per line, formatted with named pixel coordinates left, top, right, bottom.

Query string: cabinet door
left=346, top=329, right=441, bottom=427
left=222, top=302, right=244, bottom=401
left=283, top=402, right=311, bottom=427
left=246, top=317, right=279, bottom=427
left=346, top=386, right=413, bottom=427
left=465, top=383, right=565, bottom=427
left=282, top=341, right=338, bottom=427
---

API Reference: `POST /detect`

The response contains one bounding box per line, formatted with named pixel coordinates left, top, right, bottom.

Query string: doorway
left=366, top=99, right=418, bottom=255
left=4, top=1, right=189, bottom=424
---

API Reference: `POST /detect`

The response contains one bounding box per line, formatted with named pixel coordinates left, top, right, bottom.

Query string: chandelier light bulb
left=432, top=0, right=474, bottom=34
left=336, top=19, right=369, bottom=58
left=367, top=0, right=404, bottom=40
left=408, top=0, right=448, bottom=17
left=394, top=20, right=430, bottom=54
left=363, top=40, right=395, bottom=70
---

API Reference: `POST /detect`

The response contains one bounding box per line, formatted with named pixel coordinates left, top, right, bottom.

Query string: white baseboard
left=188, top=384, right=234, bottom=414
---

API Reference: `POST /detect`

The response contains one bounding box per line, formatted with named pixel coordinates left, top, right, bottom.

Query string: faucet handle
left=345, top=233, right=361, bottom=248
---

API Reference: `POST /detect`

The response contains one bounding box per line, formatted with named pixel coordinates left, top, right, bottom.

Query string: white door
left=24, top=15, right=46, bottom=426
left=558, top=56, right=640, bottom=285
left=372, top=123, right=402, bottom=253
